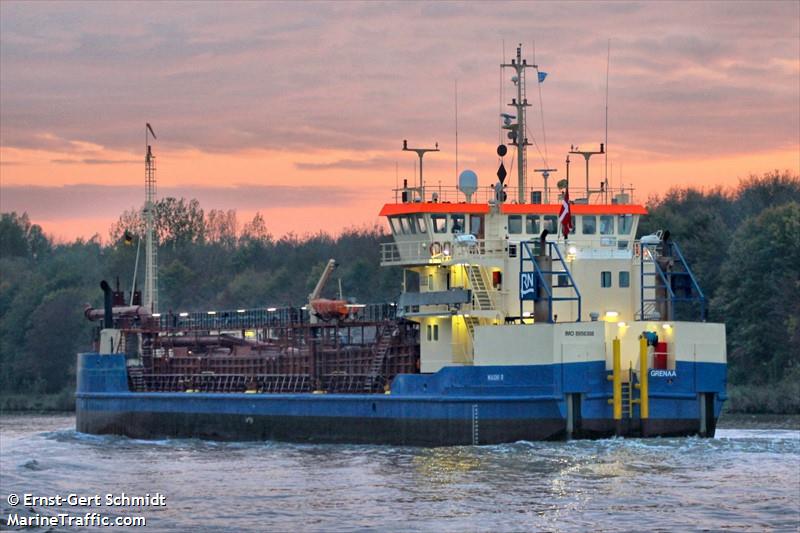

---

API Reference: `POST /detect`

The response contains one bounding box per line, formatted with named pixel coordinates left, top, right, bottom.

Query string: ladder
left=621, top=381, right=632, bottom=418
left=367, top=326, right=394, bottom=391
left=465, top=265, right=494, bottom=310
left=128, top=365, right=146, bottom=392
left=519, top=66, right=528, bottom=196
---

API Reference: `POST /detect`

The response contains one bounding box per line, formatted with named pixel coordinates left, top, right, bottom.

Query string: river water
left=0, top=414, right=797, bottom=532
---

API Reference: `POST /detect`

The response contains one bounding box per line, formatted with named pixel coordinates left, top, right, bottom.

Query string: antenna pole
left=502, top=44, right=535, bottom=203
left=605, top=38, right=611, bottom=203
left=455, top=79, right=459, bottom=187
left=143, top=123, right=158, bottom=314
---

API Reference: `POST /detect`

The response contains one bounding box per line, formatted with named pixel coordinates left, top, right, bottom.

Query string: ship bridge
left=377, top=181, right=709, bottom=374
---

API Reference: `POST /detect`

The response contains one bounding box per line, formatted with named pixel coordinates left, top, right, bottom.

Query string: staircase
left=464, top=316, right=480, bottom=339
left=127, top=365, right=146, bottom=392
left=367, top=326, right=394, bottom=391
left=639, top=241, right=707, bottom=321
left=465, top=265, right=494, bottom=310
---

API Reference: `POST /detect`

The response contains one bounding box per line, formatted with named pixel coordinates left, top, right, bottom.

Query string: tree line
left=0, top=171, right=797, bottom=412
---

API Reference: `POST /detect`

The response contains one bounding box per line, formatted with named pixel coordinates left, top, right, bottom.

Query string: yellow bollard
left=638, top=335, right=649, bottom=419
left=607, top=338, right=622, bottom=421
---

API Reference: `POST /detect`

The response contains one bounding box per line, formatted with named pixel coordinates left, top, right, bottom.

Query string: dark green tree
left=713, top=202, right=800, bottom=386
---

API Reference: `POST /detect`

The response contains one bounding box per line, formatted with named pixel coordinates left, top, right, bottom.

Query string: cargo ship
left=76, top=46, right=726, bottom=445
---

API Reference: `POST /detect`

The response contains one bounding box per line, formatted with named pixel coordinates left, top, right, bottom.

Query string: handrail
left=390, top=184, right=637, bottom=205
left=639, top=241, right=707, bottom=321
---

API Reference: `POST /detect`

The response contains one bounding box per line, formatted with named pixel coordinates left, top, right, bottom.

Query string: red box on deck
left=654, top=341, right=669, bottom=369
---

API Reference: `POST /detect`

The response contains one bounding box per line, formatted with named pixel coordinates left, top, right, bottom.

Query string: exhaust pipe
left=100, top=280, right=113, bottom=329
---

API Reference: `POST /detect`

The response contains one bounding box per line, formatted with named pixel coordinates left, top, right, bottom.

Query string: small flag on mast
left=537, top=71, right=548, bottom=83
left=146, top=123, right=156, bottom=140
left=559, top=189, right=573, bottom=238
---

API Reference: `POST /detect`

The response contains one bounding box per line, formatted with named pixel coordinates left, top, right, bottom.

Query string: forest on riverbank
left=1, top=171, right=798, bottom=413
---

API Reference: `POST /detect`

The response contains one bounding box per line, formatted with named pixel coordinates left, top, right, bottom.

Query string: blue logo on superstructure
left=520, top=272, right=537, bottom=301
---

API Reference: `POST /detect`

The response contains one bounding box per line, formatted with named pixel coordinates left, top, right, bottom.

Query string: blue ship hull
left=76, top=353, right=726, bottom=445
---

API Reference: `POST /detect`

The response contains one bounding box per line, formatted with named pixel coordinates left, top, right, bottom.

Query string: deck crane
left=308, top=259, right=348, bottom=323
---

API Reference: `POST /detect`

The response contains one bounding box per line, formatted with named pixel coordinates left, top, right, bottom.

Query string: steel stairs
left=639, top=241, right=707, bottom=321
left=367, top=325, right=394, bottom=390
left=465, top=265, right=494, bottom=310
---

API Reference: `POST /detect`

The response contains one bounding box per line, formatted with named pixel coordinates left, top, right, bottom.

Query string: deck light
left=617, top=321, right=627, bottom=328
left=604, top=311, right=619, bottom=322
left=179, top=312, right=189, bottom=317
left=662, top=323, right=672, bottom=330
left=237, top=309, right=246, bottom=313
left=267, top=307, right=277, bottom=312
left=152, top=313, right=161, bottom=318
left=207, top=311, right=216, bottom=315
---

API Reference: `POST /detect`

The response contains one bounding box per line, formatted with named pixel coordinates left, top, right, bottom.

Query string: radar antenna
left=533, top=168, right=558, bottom=204
left=569, top=144, right=605, bottom=201
left=402, top=139, right=439, bottom=201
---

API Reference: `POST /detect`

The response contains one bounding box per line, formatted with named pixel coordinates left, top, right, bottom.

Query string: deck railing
left=380, top=238, right=512, bottom=265
left=390, top=184, right=637, bottom=205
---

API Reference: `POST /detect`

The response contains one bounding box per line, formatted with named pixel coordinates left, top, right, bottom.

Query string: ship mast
left=144, top=123, right=158, bottom=314
left=501, top=44, right=535, bottom=203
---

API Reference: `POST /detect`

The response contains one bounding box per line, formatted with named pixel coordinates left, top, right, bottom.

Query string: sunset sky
left=1, top=1, right=798, bottom=242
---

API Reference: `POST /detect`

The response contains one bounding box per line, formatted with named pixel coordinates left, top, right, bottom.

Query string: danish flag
left=559, top=189, right=573, bottom=238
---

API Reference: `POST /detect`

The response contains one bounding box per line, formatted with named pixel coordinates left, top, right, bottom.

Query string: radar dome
left=458, top=170, right=479, bottom=202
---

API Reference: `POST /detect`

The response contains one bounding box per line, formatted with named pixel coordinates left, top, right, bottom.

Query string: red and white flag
left=559, top=189, right=573, bottom=238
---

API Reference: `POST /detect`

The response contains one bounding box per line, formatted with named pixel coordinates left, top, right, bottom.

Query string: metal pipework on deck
left=608, top=338, right=622, bottom=421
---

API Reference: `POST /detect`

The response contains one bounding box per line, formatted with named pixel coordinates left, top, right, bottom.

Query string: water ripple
left=1, top=415, right=798, bottom=532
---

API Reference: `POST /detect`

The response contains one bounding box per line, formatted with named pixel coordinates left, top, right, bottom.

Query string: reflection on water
left=1, top=415, right=798, bottom=532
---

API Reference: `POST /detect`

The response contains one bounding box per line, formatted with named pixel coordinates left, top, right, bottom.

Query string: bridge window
left=431, top=214, right=447, bottom=233
left=389, top=217, right=401, bottom=235
left=601, top=271, right=612, bottom=288
left=582, top=216, right=597, bottom=235
left=398, top=216, right=410, bottom=234
left=470, top=215, right=483, bottom=236
left=451, top=214, right=465, bottom=233
left=543, top=215, right=558, bottom=233
left=600, top=215, right=614, bottom=235
left=508, top=215, right=522, bottom=234
left=526, top=215, right=540, bottom=234
left=409, top=216, right=419, bottom=234
left=618, top=215, right=633, bottom=235
left=416, top=214, right=428, bottom=233
left=619, top=271, right=630, bottom=288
